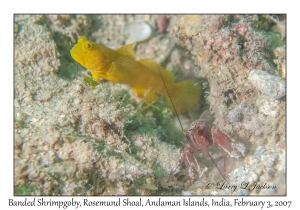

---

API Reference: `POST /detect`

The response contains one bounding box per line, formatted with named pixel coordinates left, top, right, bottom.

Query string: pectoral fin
left=116, top=44, right=136, bottom=59
left=90, top=71, right=101, bottom=82
left=132, top=87, right=157, bottom=101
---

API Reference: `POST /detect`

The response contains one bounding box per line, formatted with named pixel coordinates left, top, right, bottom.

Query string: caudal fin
left=167, top=80, right=201, bottom=114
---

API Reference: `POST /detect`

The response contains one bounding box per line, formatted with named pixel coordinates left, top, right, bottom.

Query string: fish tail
left=167, top=80, right=201, bottom=114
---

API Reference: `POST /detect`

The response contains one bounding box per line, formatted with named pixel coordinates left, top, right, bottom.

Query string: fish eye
left=83, top=41, right=93, bottom=51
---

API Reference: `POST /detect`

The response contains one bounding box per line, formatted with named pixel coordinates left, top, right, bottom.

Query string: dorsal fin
left=116, top=44, right=135, bottom=59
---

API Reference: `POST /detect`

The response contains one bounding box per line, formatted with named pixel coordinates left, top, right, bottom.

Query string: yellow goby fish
left=70, top=36, right=201, bottom=114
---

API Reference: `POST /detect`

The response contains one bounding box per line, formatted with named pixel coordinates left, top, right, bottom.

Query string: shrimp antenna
left=206, top=151, right=229, bottom=185
left=158, top=67, right=229, bottom=185
left=157, top=67, right=183, bottom=131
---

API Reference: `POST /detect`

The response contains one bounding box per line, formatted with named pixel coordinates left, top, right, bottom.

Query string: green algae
left=84, top=76, right=99, bottom=87
left=152, top=163, right=166, bottom=179
left=15, top=120, right=27, bottom=129
left=14, top=184, right=38, bottom=196
left=113, top=89, right=132, bottom=107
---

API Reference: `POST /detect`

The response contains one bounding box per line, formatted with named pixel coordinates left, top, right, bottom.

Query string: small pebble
left=156, top=15, right=169, bottom=33
left=237, top=166, right=245, bottom=176
left=253, top=146, right=266, bottom=158
left=256, top=96, right=280, bottom=117
left=16, top=112, right=26, bottom=121
left=249, top=69, right=286, bottom=99
left=123, top=21, right=152, bottom=44
left=211, top=191, right=219, bottom=195
left=235, top=189, right=250, bottom=196
left=265, top=167, right=276, bottom=180
left=182, top=191, right=192, bottom=196
left=134, top=140, right=143, bottom=147
left=228, top=109, right=243, bottom=122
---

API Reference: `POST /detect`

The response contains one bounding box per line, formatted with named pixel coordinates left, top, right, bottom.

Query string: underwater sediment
left=14, top=14, right=285, bottom=195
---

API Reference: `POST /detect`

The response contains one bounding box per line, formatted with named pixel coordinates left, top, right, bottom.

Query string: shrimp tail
left=167, top=80, right=201, bottom=114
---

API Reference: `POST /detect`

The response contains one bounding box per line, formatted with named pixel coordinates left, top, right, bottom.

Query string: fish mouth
left=70, top=44, right=79, bottom=61
left=70, top=44, right=86, bottom=67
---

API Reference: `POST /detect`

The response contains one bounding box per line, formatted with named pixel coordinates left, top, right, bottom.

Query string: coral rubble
left=14, top=14, right=184, bottom=196
left=169, top=14, right=286, bottom=195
